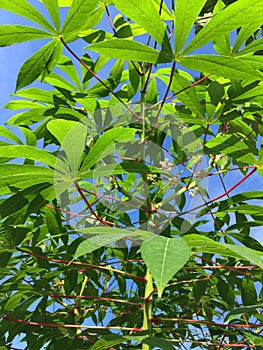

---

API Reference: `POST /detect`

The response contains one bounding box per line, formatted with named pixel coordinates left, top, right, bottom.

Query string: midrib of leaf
left=160, top=239, right=170, bottom=286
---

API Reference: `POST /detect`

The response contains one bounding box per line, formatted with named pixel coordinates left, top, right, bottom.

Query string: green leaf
left=237, top=37, right=263, bottom=56
left=91, top=334, right=148, bottom=350
left=113, top=0, right=173, bottom=57
left=62, top=0, right=100, bottom=42
left=74, top=233, right=128, bottom=257
left=182, top=0, right=263, bottom=55
left=232, top=17, right=263, bottom=54
left=14, top=87, right=55, bottom=104
left=47, top=120, right=87, bottom=178
left=227, top=205, right=263, bottom=216
left=0, top=145, right=57, bottom=168
left=79, top=127, right=137, bottom=173
left=142, top=337, right=176, bottom=350
left=88, top=39, right=173, bottom=64
left=0, top=126, right=23, bottom=145
left=208, top=81, right=225, bottom=106
left=174, top=0, right=207, bottom=55
left=204, top=134, right=256, bottom=164
left=0, top=25, right=53, bottom=47
left=185, top=234, right=263, bottom=269
left=0, top=0, right=54, bottom=32
left=158, top=72, right=205, bottom=117
left=141, top=236, right=191, bottom=297
left=179, top=55, right=263, bottom=81
left=16, top=39, right=63, bottom=90
left=42, top=0, right=60, bottom=32
left=226, top=304, right=263, bottom=322
left=241, top=279, right=258, bottom=306
left=0, top=164, right=54, bottom=187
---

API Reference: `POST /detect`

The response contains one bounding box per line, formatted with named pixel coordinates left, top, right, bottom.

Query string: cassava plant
left=0, top=0, right=263, bottom=349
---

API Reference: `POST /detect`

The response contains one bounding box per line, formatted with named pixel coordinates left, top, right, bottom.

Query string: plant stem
left=140, top=66, right=154, bottom=350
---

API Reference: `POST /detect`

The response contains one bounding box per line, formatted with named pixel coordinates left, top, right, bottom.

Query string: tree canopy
left=0, top=0, right=263, bottom=349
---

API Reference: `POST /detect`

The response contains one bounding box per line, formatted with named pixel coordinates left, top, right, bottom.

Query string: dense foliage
left=0, top=0, right=263, bottom=349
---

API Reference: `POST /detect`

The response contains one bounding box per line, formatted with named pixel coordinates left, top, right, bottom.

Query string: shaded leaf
left=241, top=279, right=258, bottom=306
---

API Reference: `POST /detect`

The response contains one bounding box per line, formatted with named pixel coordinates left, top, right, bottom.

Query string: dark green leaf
left=16, top=39, right=62, bottom=90
left=241, top=279, right=258, bottom=306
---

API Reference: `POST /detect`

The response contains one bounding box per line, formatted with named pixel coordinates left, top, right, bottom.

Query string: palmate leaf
left=0, top=182, right=53, bottom=219
left=113, top=0, right=173, bottom=58
left=79, top=127, right=137, bottom=173
left=181, top=0, right=263, bottom=55
left=16, top=39, right=63, bottom=90
left=47, top=119, right=87, bottom=178
left=157, top=72, right=205, bottom=117
left=0, top=145, right=57, bottom=168
left=74, top=233, right=128, bottom=258
left=179, top=55, right=263, bottom=81
left=0, top=0, right=54, bottom=32
left=62, top=0, right=100, bottom=43
left=87, top=39, right=173, bottom=64
left=204, top=133, right=256, bottom=164
left=184, top=234, right=263, bottom=269
left=174, top=0, right=207, bottom=55
left=41, top=0, right=60, bottom=32
left=0, top=164, right=54, bottom=188
left=141, top=236, right=191, bottom=297
left=0, top=25, right=54, bottom=47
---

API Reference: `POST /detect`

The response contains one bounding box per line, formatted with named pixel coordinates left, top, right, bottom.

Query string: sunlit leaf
left=0, top=25, right=53, bottom=47
left=174, top=0, right=207, bottom=55
left=182, top=0, right=263, bottom=55
left=179, top=55, right=263, bottom=81
left=0, top=0, right=54, bottom=32
left=62, top=0, right=100, bottom=42
left=88, top=39, right=173, bottom=64
left=47, top=119, right=87, bottom=178
left=113, top=0, right=173, bottom=57
left=16, top=39, right=62, bottom=90
left=141, top=236, right=191, bottom=297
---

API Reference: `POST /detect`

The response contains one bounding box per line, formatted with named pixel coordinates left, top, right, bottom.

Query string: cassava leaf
left=16, top=39, right=63, bottom=90
left=87, top=39, right=173, bottom=64
left=0, top=25, right=53, bottom=47
left=141, top=236, right=191, bottom=297
left=62, top=0, right=100, bottom=42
